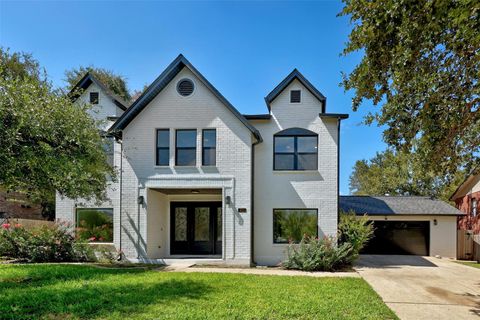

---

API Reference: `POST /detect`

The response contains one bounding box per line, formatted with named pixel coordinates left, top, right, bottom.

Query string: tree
left=340, top=0, right=480, bottom=176
left=65, top=66, right=131, bottom=102
left=0, top=48, right=115, bottom=215
left=349, top=149, right=464, bottom=201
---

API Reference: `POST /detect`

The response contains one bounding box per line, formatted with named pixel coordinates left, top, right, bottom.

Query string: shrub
left=338, top=210, right=374, bottom=255
left=282, top=211, right=374, bottom=272
left=0, top=222, right=95, bottom=262
left=283, top=236, right=355, bottom=272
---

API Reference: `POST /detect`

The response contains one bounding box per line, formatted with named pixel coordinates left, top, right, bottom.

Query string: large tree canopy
left=341, top=0, right=480, bottom=176
left=349, top=149, right=464, bottom=201
left=65, top=66, right=131, bottom=103
left=0, top=48, right=115, bottom=206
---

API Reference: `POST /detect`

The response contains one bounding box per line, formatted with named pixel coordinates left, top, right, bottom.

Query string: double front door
left=170, top=202, right=222, bottom=255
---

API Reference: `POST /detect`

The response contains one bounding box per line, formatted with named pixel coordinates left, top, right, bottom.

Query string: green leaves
left=341, top=0, right=480, bottom=176
left=348, top=149, right=464, bottom=201
left=0, top=48, right=115, bottom=204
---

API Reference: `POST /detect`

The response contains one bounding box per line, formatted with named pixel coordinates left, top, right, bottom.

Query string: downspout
left=336, top=118, right=341, bottom=229
left=117, top=136, right=123, bottom=256
left=250, top=139, right=260, bottom=265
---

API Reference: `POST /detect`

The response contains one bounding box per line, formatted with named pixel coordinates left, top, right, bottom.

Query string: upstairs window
left=156, top=129, right=170, bottom=166
left=202, top=129, right=216, bottom=166
left=290, top=90, right=301, bottom=103
left=103, top=136, right=114, bottom=167
left=176, top=129, right=197, bottom=166
left=274, top=128, right=318, bottom=171
left=90, top=92, right=99, bottom=104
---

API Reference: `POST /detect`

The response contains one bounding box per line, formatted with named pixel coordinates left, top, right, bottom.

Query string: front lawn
left=456, top=260, right=480, bottom=269
left=0, top=264, right=397, bottom=320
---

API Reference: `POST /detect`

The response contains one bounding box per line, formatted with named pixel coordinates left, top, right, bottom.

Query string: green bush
left=0, top=222, right=95, bottom=262
left=283, top=236, right=355, bottom=272
left=338, top=210, right=374, bottom=255
left=282, top=211, right=374, bottom=272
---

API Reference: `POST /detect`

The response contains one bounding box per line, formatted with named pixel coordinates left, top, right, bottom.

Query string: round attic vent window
left=177, top=78, right=194, bottom=97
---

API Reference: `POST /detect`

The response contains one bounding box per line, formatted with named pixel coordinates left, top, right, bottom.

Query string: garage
left=362, top=221, right=429, bottom=255
left=339, top=195, right=464, bottom=258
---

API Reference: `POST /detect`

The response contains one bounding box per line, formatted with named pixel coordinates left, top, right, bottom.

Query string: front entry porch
left=146, top=188, right=223, bottom=260
left=170, top=201, right=222, bottom=255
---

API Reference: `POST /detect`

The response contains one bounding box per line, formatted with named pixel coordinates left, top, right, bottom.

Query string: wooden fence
left=457, top=230, right=480, bottom=262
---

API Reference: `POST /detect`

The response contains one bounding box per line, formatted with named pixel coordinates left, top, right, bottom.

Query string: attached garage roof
left=340, top=196, right=464, bottom=216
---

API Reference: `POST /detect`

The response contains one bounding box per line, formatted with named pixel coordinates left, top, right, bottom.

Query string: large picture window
left=156, top=129, right=170, bottom=166
left=273, top=209, right=317, bottom=243
left=76, top=208, right=113, bottom=242
left=176, top=129, right=197, bottom=166
left=202, top=129, right=216, bottom=166
left=274, top=128, right=318, bottom=170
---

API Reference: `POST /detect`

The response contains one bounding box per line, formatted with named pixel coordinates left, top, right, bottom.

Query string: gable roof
left=109, top=54, right=262, bottom=142
left=449, top=170, right=480, bottom=201
left=69, top=72, right=129, bottom=111
left=339, top=195, right=464, bottom=216
left=264, top=69, right=326, bottom=112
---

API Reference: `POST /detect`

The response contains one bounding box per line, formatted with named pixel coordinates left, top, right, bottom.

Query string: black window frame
left=76, top=207, right=114, bottom=243
left=202, top=129, right=217, bottom=166
left=90, top=92, right=99, bottom=104
left=175, top=129, right=197, bottom=166
left=273, top=129, right=318, bottom=171
left=273, top=208, right=318, bottom=244
left=290, top=90, right=301, bottom=103
left=156, top=129, right=170, bottom=166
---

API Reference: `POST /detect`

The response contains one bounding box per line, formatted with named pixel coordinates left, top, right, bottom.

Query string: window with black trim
left=90, top=92, right=99, bottom=104
left=103, top=136, right=114, bottom=167
left=156, top=129, right=170, bottom=166
left=202, top=129, right=216, bottom=166
left=273, top=209, right=317, bottom=243
left=274, top=128, right=318, bottom=170
left=176, top=129, right=196, bottom=166
left=290, top=90, right=301, bottom=103
left=76, top=208, right=113, bottom=242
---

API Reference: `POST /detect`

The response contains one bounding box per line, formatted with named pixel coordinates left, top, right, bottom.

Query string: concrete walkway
left=356, top=255, right=480, bottom=320
left=164, top=263, right=359, bottom=277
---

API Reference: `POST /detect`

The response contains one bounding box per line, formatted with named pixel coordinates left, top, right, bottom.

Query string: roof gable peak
left=264, top=69, right=326, bottom=112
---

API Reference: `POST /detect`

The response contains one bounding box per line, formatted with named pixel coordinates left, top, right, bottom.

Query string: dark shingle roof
left=339, top=196, right=464, bottom=216
left=109, top=54, right=261, bottom=142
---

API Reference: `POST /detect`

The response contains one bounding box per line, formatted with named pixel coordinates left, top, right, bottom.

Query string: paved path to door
left=356, top=255, right=480, bottom=320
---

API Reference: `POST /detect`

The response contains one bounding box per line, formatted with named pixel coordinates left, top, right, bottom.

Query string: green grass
left=0, top=264, right=397, bottom=320
left=456, top=260, right=480, bottom=269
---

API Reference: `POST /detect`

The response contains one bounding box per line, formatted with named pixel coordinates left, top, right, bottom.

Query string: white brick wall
left=55, top=82, right=123, bottom=247
left=120, top=67, right=253, bottom=264
left=251, top=78, right=339, bottom=266
left=56, top=68, right=340, bottom=267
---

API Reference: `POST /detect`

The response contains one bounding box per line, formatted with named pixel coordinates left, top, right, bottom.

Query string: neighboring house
left=340, top=196, right=464, bottom=258
left=450, top=173, right=480, bottom=235
left=0, top=190, right=43, bottom=220
left=55, top=54, right=348, bottom=266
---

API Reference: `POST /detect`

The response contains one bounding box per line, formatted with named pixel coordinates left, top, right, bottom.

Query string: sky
left=0, top=0, right=387, bottom=195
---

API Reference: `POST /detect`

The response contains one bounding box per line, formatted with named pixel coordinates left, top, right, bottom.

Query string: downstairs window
left=273, top=209, right=317, bottom=243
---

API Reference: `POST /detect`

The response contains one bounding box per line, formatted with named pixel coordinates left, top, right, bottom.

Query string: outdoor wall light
left=137, top=196, right=144, bottom=205
left=225, top=196, right=232, bottom=206
left=433, top=219, right=438, bottom=226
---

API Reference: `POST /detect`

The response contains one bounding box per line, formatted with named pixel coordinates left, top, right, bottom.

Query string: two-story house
left=55, top=55, right=348, bottom=266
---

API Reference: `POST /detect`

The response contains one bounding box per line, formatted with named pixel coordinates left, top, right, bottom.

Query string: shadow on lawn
left=0, top=265, right=212, bottom=319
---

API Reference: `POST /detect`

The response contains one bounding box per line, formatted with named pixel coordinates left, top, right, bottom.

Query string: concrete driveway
left=356, top=255, right=480, bottom=320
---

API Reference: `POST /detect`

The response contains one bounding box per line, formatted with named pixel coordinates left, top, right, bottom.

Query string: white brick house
left=56, top=55, right=348, bottom=266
